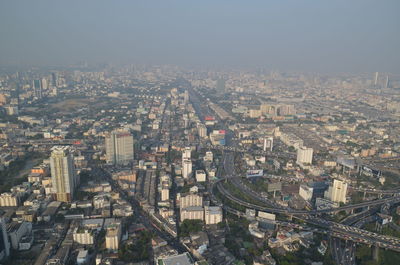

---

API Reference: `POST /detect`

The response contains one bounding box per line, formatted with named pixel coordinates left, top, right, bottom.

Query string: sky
left=0, top=0, right=399, bottom=73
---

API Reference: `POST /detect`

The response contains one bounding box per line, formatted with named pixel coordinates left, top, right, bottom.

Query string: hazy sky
left=0, top=0, right=399, bottom=72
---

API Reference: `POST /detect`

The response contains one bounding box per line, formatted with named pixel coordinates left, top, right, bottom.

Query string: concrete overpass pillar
left=372, top=246, right=379, bottom=262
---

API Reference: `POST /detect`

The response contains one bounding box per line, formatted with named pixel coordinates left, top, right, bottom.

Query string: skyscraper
left=324, top=179, right=348, bottom=204
left=263, top=137, right=274, bottom=152
left=0, top=218, right=10, bottom=261
left=296, top=146, right=313, bottom=165
left=374, top=72, right=379, bottom=86
left=182, top=160, right=192, bottom=179
left=33, top=79, right=42, bottom=99
left=105, top=130, right=134, bottom=166
left=50, top=146, right=77, bottom=202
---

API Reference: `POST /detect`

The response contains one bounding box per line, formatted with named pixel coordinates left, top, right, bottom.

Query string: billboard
left=246, top=169, right=264, bottom=178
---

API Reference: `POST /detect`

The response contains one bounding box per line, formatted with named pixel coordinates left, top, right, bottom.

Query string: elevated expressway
left=213, top=177, right=400, bottom=252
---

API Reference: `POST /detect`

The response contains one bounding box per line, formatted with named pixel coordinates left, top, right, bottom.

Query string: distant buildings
left=50, top=146, right=77, bottom=203
left=105, top=130, right=134, bottom=166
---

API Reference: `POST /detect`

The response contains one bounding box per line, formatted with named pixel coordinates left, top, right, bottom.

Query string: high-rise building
left=299, top=185, right=313, bottom=202
left=204, top=206, right=223, bottom=225
left=50, top=146, right=76, bottom=202
left=263, top=137, right=274, bottom=152
left=179, top=193, right=203, bottom=209
left=324, top=179, right=348, bottom=204
left=0, top=218, right=10, bottom=261
left=296, top=146, right=313, bottom=165
left=105, top=222, right=121, bottom=250
left=105, top=130, right=134, bottom=166
left=198, top=124, right=207, bottom=138
left=195, top=170, right=206, bottom=182
left=161, top=188, right=169, bottom=202
left=182, top=160, right=192, bottom=179
left=184, top=90, right=189, bottom=104
left=180, top=206, right=204, bottom=222
left=374, top=72, right=379, bottom=86
left=33, top=79, right=42, bottom=99
left=182, top=147, right=191, bottom=161
left=385, top=75, right=390, bottom=89
left=51, top=72, right=58, bottom=87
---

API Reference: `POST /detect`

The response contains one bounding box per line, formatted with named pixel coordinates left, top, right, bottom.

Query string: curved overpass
left=215, top=177, right=400, bottom=215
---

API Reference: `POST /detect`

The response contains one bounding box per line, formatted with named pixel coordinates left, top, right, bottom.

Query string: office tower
left=296, top=146, right=313, bottom=165
left=182, top=160, right=192, bottom=179
left=385, top=75, right=390, bottom=89
left=182, top=147, right=191, bottom=161
left=51, top=72, right=58, bottom=87
left=33, top=79, right=42, bottom=99
left=324, top=179, right=348, bottom=204
left=0, top=218, right=10, bottom=261
left=263, top=137, right=274, bottom=152
left=198, top=124, right=207, bottom=138
left=105, top=130, right=134, bottom=166
left=184, top=90, right=189, bottom=104
left=41, top=78, right=48, bottom=90
left=50, top=146, right=76, bottom=202
left=374, top=72, right=379, bottom=86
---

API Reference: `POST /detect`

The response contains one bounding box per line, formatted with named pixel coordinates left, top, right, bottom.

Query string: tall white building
left=263, top=137, right=274, bottom=152
left=182, top=147, right=191, bottom=161
left=324, top=179, right=348, bottom=204
left=204, top=206, right=223, bottom=225
left=299, top=185, right=313, bottom=202
left=195, top=170, right=206, bottom=182
left=161, top=188, right=169, bottom=202
left=105, top=222, right=121, bottom=251
left=50, top=146, right=76, bottom=202
left=198, top=124, right=207, bottom=138
left=180, top=206, right=204, bottom=222
left=204, top=151, right=213, bottom=162
left=105, top=130, right=134, bottom=166
left=179, top=193, right=203, bottom=209
left=182, top=160, right=192, bottom=179
left=296, top=146, right=313, bottom=165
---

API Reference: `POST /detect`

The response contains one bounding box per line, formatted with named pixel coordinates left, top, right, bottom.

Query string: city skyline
left=0, top=0, right=399, bottom=73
